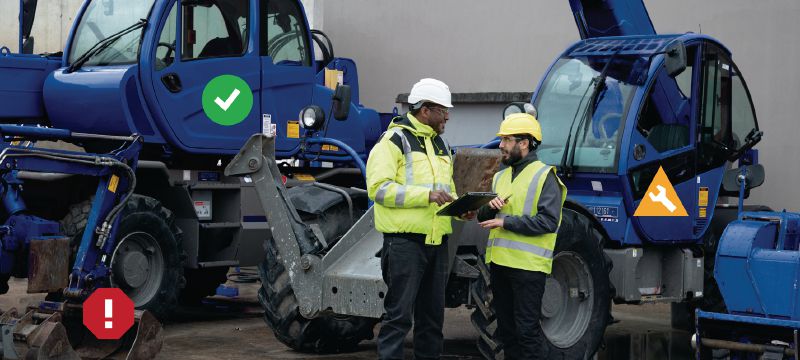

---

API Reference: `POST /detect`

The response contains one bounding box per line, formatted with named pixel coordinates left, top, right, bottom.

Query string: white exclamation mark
left=104, top=299, right=113, bottom=329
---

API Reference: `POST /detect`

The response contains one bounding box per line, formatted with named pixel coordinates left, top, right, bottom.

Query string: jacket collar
left=388, top=113, right=436, bottom=137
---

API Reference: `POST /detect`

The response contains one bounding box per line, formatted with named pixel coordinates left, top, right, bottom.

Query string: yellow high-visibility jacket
left=366, top=113, right=456, bottom=245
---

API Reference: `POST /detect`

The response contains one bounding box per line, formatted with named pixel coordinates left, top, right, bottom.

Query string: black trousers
left=490, top=263, right=547, bottom=360
left=377, top=234, right=449, bottom=360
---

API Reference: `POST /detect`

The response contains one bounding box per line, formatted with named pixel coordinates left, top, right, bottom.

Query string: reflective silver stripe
left=374, top=181, right=392, bottom=205
left=437, top=183, right=452, bottom=193
left=395, top=185, right=407, bottom=206
left=375, top=181, right=410, bottom=207
left=522, top=165, right=552, bottom=216
left=486, top=237, right=554, bottom=259
left=388, top=129, right=450, bottom=198
left=395, top=130, right=414, bottom=207
left=493, top=168, right=508, bottom=193
left=419, top=183, right=452, bottom=192
left=393, top=130, right=414, bottom=184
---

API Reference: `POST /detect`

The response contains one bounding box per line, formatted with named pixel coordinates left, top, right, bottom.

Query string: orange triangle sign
left=633, top=166, right=688, bottom=217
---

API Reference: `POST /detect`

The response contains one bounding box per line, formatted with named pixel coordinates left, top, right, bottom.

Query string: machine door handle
left=161, top=73, right=182, bottom=93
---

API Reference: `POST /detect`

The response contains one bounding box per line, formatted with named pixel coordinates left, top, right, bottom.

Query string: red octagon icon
left=83, top=288, right=135, bottom=339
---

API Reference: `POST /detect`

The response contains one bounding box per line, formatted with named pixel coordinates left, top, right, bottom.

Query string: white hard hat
left=407, top=78, right=453, bottom=108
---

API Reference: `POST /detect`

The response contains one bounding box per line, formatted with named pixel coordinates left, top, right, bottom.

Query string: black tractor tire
left=60, top=199, right=92, bottom=240
left=60, top=195, right=185, bottom=320
left=257, top=198, right=378, bottom=353
left=471, top=208, right=612, bottom=359
left=180, top=267, right=230, bottom=304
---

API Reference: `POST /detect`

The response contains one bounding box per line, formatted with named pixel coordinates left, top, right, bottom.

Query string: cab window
left=182, top=0, right=249, bottom=60
left=154, top=2, right=177, bottom=71
left=698, top=44, right=759, bottom=171
left=730, top=67, right=759, bottom=151
left=635, top=46, right=697, bottom=153
left=68, top=0, right=155, bottom=66
left=629, top=45, right=698, bottom=198
left=262, top=0, right=311, bottom=66
left=532, top=57, right=637, bottom=173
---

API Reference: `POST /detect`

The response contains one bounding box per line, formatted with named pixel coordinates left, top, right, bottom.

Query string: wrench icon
left=648, top=185, right=676, bottom=213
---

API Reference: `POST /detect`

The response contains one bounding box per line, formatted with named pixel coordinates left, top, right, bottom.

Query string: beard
left=501, top=145, right=523, bottom=166
left=432, top=119, right=445, bottom=134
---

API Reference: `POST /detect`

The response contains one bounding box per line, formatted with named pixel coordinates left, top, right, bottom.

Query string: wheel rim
left=541, top=251, right=594, bottom=348
left=110, top=231, right=165, bottom=306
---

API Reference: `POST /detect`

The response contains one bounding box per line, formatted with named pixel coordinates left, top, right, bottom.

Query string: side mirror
left=332, top=84, right=352, bottom=120
left=502, top=102, right=537, bottom=119
left=664, top=40, right=687, bottom=78
left=722, top=164, right=765, bottom=193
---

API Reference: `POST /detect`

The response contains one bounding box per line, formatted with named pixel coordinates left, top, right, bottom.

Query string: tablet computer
left=436, top=192, right=497, bottom=216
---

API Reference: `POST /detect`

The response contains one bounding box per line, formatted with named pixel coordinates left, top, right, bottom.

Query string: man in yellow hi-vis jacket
left=477, top=113, right=567, bottom=360
left=367, top=78, right=473, bottom=360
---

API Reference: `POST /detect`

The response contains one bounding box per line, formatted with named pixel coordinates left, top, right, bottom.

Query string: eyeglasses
left=426, top=106, right=449, bottom=116
left=499, top=136, right=526, bottom=144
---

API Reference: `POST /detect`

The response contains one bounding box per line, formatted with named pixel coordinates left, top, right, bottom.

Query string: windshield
left=68, top=0, right=156, bottom=66
left=533, top=56, right=638, bottom=173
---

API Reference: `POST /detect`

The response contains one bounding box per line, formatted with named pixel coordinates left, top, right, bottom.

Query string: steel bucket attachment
left=0, top=303, right=162, bottom=360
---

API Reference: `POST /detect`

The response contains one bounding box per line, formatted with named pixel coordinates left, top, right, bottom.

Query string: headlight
left=299, top=105, right=325, bottom=130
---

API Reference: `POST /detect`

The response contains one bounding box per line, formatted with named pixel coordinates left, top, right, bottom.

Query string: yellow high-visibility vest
left=485, top=160, right=566, bottom=273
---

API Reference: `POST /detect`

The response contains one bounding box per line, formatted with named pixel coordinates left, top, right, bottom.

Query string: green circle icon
left=202, top=75, right=254, bottom=126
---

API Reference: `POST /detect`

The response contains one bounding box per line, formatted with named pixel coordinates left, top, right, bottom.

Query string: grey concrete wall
left=323, top=1, right=800, bottom=211
left=0, top=0, right=84, bottom=53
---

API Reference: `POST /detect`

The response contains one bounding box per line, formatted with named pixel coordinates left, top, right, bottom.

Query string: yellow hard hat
left=497, top=113, right=542, bottom=142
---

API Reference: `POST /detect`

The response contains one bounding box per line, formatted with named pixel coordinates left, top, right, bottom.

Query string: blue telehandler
left=0, top=0, right=388, bottom=357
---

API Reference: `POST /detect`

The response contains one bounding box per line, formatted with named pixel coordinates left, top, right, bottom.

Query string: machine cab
left=530, top=35, right=760, bottom=245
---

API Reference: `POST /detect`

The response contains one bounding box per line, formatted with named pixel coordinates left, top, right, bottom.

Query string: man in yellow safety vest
left=477, top=112, right=567, bottom=359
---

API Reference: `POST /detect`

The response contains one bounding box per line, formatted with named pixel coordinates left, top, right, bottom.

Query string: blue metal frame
left=0, top=125, right=142, bottom=300
left=695, top=309, right=800, bottom=358
left=568, top=0, right=656, bottom=39
left=697, top=310, right=800, bottom=331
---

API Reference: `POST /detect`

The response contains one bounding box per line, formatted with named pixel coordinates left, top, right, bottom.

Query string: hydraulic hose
left=0, top=147, right=136, bottom=247
left=305, top=137, right=366, bottom=182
